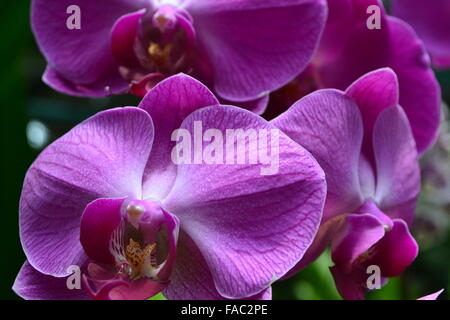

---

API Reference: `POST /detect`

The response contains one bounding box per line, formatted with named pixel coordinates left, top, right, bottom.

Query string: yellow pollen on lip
left=148, top=42, right=173, bottom=69
left=125, top=238, right=156, bottom=280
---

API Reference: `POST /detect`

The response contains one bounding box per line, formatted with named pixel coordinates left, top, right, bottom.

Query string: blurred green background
left=1, top=1, right=449, bottom=300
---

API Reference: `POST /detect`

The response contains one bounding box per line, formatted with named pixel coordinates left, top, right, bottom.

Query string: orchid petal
left=272, top=89, right=364, bottom=220
left=13, top=261, right=88, bottom=300
left=80, top=198, right=124, bottom=265
left=373, top=106, right=420, bottom=224
left=20, top=108, right=153, bottom=276
left=164, top=105, right=326, bottom=299
left=164, top=231, right=271, bottom=300
left=138, top=74, right=219, bottom=200
left=222, top=94, right=270, bottom=116
left=392, top=0, right=450, bottom=69
left=111, top=10, right=145, bottom=68
left=285, top=215, right=345, bottom=277
left=329, top=213, right=387, bottom=300
left=83, top=271, right=168, bottom=300
left=386, top=16, right=441, bottom=154
left=331, top=214, right=385, bottom=270
left=345, top=68, right=399, bottom=161
left=367, top=219, right=418, bottom=278
left=315, top=0, right=440, bottom=154
left=187, top=0, right=328, bottom=101
left=329, top=264, right=367, bottom=300
left=31, top=0, right=147, bottom=96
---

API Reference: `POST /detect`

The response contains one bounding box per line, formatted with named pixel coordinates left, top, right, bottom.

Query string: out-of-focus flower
left=31, top=0, right=327, bottom=113
left=415, top=104, right=450, bottom=247
left=272, top=68, right=420, bottom=299
left=268, top=0, right=440, bottom=155
left=13, top=74, right=326, bottom=300
left=391, top=0, right=450, bottom=69
left=417, top=289, right=444, bottom=300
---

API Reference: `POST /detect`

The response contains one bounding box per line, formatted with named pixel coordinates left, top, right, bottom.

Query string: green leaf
left=149, top=293, right=167, bottom=300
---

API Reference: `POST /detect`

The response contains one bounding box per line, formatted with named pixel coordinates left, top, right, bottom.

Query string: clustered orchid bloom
left=391, top=0, right=450, bottom=69
left=13, top=75, right=327, bottom=300
left=31, top=0, right=327, bottom=113
left=269, top=0, right=440, bottom=155
left=272, top=68, right=421, bottom=299
left=12, top=0, right=448, bottom=302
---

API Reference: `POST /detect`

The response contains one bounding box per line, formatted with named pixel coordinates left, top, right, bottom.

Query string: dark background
left=1, top=1, right=449, bottom=300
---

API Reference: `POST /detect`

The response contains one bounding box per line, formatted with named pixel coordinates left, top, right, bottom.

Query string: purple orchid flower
left=268, top=0, right=440, bottom=155
left=31, top=0, right=327, bottom=113
left=391, top=0, right=450, bottom=69
left=13, top=74, right=326, bottom=300
left=272, top=68, right=420, bottom=300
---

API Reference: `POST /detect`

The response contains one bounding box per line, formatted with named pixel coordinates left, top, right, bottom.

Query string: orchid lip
left=80, top=197, right=178, bottom=287
left=79, top=195, right=180, bottom=299
left=354, top=199, right=394, bottom=229
left=108, top=199, right=170, bottom=281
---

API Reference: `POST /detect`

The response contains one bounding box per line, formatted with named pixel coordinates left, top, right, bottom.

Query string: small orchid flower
left=272, top=68, right=420, bottom=300
left=392, top=0, right=450, bottom=69
left=13, top=74, right=326, bottom=300
left=269, top=0, right=440, bottom=154
left=31, top=0, right=327, bottom=113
